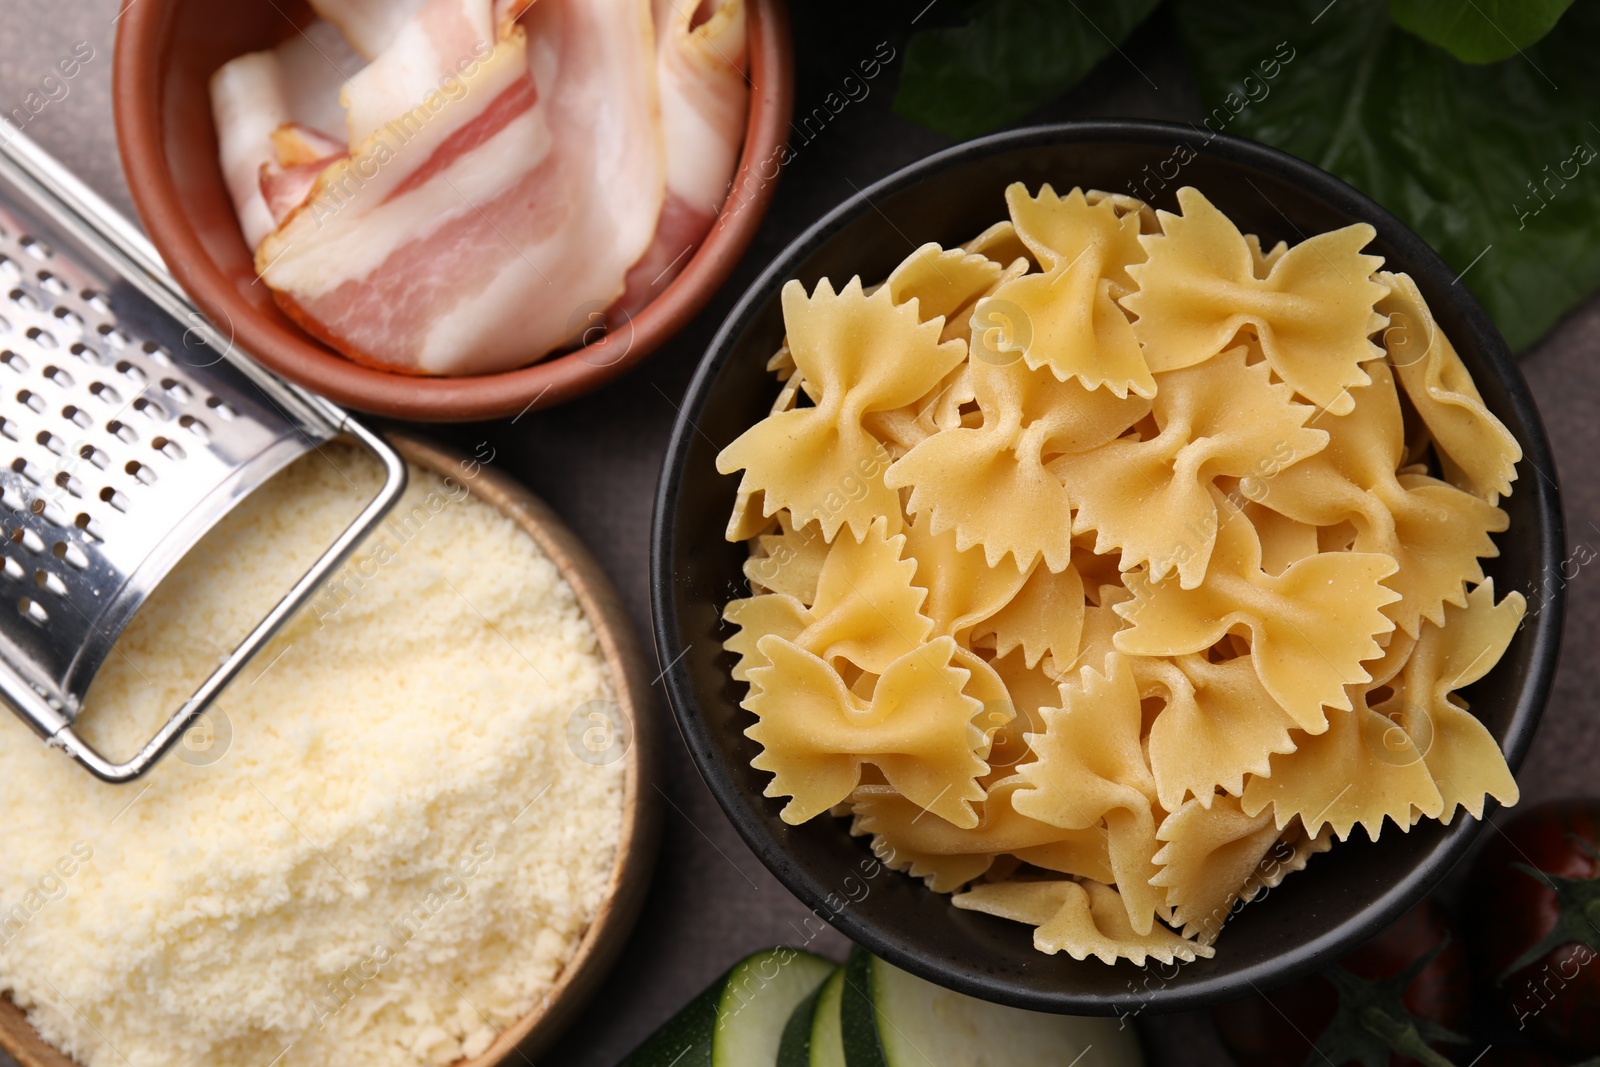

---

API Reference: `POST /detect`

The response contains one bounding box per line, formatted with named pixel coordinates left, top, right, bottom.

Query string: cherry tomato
left=1464, top=799, right=1600, bottom=1055
left=1212, top=898, right=1469, bottom=1067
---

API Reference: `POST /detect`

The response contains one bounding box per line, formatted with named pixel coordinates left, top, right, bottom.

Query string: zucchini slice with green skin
left=838, top=948, right=1145, bottom=1067
left=621, top=948, right=836, bottom=1067
left=777, top=965, right=832, bottom=1067
left=776, top=965, right=849, bottom=1067
left=809, top=967, right=849, bottom=1067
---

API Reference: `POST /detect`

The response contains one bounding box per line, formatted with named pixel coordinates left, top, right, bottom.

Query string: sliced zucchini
left=809, top=966, right=849, bottom=1067
left=777, top=965, right=832, bottom=1067
left=621, top=947, right=836, bottom=1067
left=838, top=948, right=1144, bottom=1067
left=776, top=965, right=848, bottom=1067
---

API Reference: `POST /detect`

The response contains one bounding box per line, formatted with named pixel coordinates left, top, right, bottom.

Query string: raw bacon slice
left=657, top=0, right=748, bottom=218
left=211, top=52, right=289, bottom=249
left=308, top=0, right=428, bottom=59
left=615, top=0, right=749, bottom=314
left=212, top=0, right=750, bottom=375
left=340, top=0, right=497, bottom=144
left=307, top=0, right=527, bottom=59
left=211, top=21, right=360, bottom=248
left=255, top=0, right=666, bottom=375
left=260, top=124, right=348, bottom=227
left=273, top=122, right=346, bottom=165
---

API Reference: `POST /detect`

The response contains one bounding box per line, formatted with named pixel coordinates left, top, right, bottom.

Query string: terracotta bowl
left=0, top=432, right=660, bottom=1067
left=112, top=1, right=793, bottom=422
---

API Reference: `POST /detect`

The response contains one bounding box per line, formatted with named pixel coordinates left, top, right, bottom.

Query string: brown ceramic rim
left=112, top=1, right=794, bottom=423
left=0, top=431, right=660, bottom=1067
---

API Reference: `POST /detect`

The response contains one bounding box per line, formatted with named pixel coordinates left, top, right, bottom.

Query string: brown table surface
left=1, top=3, right=1595, bottom=1065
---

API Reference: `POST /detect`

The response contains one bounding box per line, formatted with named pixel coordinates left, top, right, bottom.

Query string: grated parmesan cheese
left=0, top=445, right=625, bottom=1067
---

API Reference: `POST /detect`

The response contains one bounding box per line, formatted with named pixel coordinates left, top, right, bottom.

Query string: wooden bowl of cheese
left=0, top=432, right=658, bottom=1067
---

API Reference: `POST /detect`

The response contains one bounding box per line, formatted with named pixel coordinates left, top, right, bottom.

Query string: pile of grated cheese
left=0, top=445, right=626, bottom=1067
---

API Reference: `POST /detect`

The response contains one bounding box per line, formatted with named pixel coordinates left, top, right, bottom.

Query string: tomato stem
left=1307, top=936, right=1468, bottom=1067
left=1501, top=856, right=1600, bottom=981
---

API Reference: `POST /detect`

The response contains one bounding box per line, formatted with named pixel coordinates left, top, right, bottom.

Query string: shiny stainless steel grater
left=0, top=126, right=407, bottom=782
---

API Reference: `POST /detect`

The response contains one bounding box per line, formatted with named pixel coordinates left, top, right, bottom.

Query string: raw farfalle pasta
left=716, top=278, right=966, bottom=541
left=1123, top=186, right=1391, bottom=414
left=715, top=182, right=1525, bottom=964
left=1053, top=345, right=1328, bottom=587
left=953, top=878, right=1207, bottom=966
left=1150, top=796, right=1282, bottom=945
left=1115, top=502, right=1401, bottom=734
left=744, top=634, right=988, bottom=826
left=887, top=354, right=1149, bottom=571
left=975, top=184, right=1154, bottom=398
left=1238, top=360, right=1508, bottom=638
left=1379, top=271, right=1522, bottom=503
left=1135, top=653, right=1298, bottom=813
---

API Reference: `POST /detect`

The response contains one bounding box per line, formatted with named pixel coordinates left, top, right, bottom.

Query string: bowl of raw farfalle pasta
left=651, top=123, right=1564, bottom=1013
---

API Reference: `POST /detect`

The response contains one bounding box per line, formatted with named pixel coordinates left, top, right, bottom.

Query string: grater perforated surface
left=0, top=126, right=406, bottom=781
left=0, top=204, right=326, bottom=721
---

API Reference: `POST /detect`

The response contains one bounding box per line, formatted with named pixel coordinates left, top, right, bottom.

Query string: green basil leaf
left=1389, top=0, right=1575, bottom=64
left=1174, top=0, right=1600, bottom=352
left=893, top=0, right=1161, bottom=141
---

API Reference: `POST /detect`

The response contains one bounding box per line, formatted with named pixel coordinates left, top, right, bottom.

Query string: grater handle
left=0, top=124, right=410, bottom=782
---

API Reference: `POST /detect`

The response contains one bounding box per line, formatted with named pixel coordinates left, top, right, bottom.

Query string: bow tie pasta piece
left=970, top=184, right=1154, bottom=399
left=951, top=645, right=1017, bottom=768
left=724, top=353, right=816, bottom=540
left=969, top=560, right=1086, bottom=672
left=744, top=511, right=829, bottom=603
left=726, top=488, right=771, bottom=542
left=724, top=592, right=809, bottom=691
left=888, top=356, right=1150, bottom=572
left=744, top=635, right=989, bottom=826
left=848, top=778, right=1115, bottom=893
left=902, top=513, right=1031, bottom=643
left=726, top=516, right=934, bottom=685
left=1122, top=187, right=1391, bottom=414
left=962, top=218, right=1034, bottom=270
left=717, top=277, right=967, bottom=541
left=1241, top=681, right=1447, bottom=840
left=1244, top=501, right=1320, bottom=576
left=1259, top=817, right=1335, bottom=891
left=871, top=245, right=1014, bottom=457
left=1085, top=188, right=1160, bottom=235
left=793, top=516, right=935, bottom=675
left=1054, top=347, right=1327, bottom=588
left=1365, top=628, right=1420, bottom=690
left=1010, top=654, right=1165, bottom=934
left=1383, top=580, right=1524, bottom=824
left=1115, top=500, right=1400, bottom=733
left=1135, top=654, right=1299, bottom=813
left=1242, top=362, right=1508, bottom=638
left=1006, top=183, right=1145, bottom=292
left=984, top=649, right=1065, bottom=772
left=953, top=879, right=1209, bottom=965
left=1380, top=272, right=1521, bottom=503
left=886, top=242, right=1006, bottom=343
left=1150, top=796, right=1285, bottom=945
left=1074, top=582, right=1133, bottom=679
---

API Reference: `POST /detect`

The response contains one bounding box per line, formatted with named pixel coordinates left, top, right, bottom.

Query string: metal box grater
left=0, top=126, right=406, bottom=782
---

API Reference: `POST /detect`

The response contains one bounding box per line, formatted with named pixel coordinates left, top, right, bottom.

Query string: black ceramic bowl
left=650, top=122, right=1565, bottom=1014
